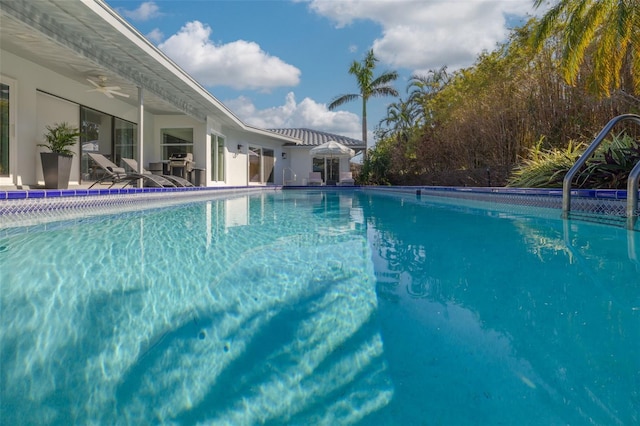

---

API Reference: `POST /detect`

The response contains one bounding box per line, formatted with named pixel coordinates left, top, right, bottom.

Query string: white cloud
left=145, top=28, right=164, bottom=44
left=119, top=1, right=161, bottom=21
left=305, top=0, right=540, bottom=71
left=158, top=21, right=301, bottom=91
left=225, top=93, right=362, bottom=139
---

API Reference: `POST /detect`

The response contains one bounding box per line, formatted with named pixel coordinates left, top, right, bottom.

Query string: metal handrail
left=627, top=156, right=640, bottom=229
left=562, top=114, right=640, bottom=229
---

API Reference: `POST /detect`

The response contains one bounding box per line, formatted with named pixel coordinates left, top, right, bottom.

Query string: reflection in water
left=365, top=191, right=639, bottom=425
left=1, top=192, right=392, bottom=425
left=2, top=190, right=638, bottom=425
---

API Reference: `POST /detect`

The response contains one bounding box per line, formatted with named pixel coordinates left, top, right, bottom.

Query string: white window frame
left=0, top=75, right=16, bottom=186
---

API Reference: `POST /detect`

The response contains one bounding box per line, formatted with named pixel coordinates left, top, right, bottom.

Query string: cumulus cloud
left=158, top=21, right=301, bottom=91
left=225, top=93, right=361, bottom=138
left=118, top=1, right=162, bottom=21
left=145, top=28, right=164, bottom=44
left=304, top=0, right=539, bottom=71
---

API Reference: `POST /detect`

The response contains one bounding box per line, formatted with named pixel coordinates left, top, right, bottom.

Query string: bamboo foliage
left=363, top=14, right=638, bottom=187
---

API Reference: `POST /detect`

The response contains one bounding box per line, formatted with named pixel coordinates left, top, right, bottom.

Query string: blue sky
left=106, top=1, right=544, bottom=143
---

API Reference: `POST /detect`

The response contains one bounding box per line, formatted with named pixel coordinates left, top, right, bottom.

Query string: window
left=210, top=134, right=225, bottom=182
left=0, top=83, right=9, bottom=177
left=161, top=128, right=193, bottom=159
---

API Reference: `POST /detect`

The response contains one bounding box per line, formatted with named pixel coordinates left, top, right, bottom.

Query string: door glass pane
left=312, top=157, right=325, bottom=181
left=114, top=118, right=137, bottom=166
left=211, top=135, right=226, bottom=182
left=0, top=83, right=8, bottom=176
left=328, top=158, right=339, bottom=183
left=81, top=107, right=113, bottom=182
left=263, top=148, right=274, bottom=183
left=249, top=146, right=261, bottom=182
left=217, top=136, right=225, bottom=181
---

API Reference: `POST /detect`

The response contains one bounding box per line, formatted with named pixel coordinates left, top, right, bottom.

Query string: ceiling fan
left=86, top=76, right=130, bottom=99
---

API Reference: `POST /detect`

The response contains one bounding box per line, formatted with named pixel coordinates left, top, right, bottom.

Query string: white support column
left=137, top=87, right=144, bottom=187
left=137, top=86, right=144, bottom=169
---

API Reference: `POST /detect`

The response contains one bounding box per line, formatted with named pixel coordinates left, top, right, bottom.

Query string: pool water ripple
left=1, top=190, right=638, bottom=425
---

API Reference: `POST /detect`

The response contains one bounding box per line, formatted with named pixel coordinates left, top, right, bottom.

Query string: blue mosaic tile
left=28, top=190, right=46, bottom=199
left=0, top=192, right=7, bottom=200
left=7, top=191, right=27, bottom=199
left=45, top=190, right=62, bottom=198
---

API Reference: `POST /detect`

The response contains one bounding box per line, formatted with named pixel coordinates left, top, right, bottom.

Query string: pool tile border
left=1, top=185, right=638, bottom=231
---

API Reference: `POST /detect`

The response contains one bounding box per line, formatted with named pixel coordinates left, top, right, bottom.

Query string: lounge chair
left=338, top=171, right=355, bottom=186
left=121, top=158, right=194, bottom=187
left=308, top=171, right=323, bottom=186
left=87, top=153, right=175, bottom=189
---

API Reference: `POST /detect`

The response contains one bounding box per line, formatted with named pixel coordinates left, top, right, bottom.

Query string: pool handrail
left=562, top=114, right=640, bottom=230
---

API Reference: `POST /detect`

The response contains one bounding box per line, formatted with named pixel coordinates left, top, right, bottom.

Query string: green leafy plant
left=575, top=134, right=640, bottom=189
left=508, top=134, right=640, bottom=189
left=507, top=138, right=584, bottom=188
left=38, top=122, right=81, bottom=157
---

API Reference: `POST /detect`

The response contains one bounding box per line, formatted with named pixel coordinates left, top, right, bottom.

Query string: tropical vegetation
left=354, top=1, right=640, bottom=187
left=329, top=49, right=399, bottom=162
left=38, top=122, right=81, bottom=157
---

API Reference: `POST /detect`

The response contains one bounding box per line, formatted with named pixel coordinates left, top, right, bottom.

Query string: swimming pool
left=1, top=189, right=638, bottom=424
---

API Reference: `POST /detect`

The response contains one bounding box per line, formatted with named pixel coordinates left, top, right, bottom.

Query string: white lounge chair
left=308, top=172, right=323, bottom=186
left=122, top=158, right=193, bottom=187
left=338, top=171, right=355, bottom=186
left=87, top=153, right=175, bottom=188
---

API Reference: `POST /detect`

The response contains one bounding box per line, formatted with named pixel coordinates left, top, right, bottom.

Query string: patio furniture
left=308, top=172, right=323, bottom=186
left=86, top=153, right=174, bottom=188
left=169, top=153, right=194, bottom=179
left=338, top=171, right=355, bottom=186
left=122, top=158, right=193, bottom=187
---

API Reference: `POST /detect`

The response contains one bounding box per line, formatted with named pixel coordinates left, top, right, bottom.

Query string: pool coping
left=1, top=185, right=638, bottom=231
left=0, top=184, right=633, bottom=201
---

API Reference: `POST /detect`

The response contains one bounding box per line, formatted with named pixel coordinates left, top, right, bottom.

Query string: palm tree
left=379, top=99, right=418, bottom=143
left=530, top=0, right=640, bottom=98
left=406, top=66, right=450, bottom=127
left=328, top=49, right=399, bottom=161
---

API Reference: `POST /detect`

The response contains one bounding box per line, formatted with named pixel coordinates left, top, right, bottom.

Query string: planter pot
left=41, top=152, right=73, bottom=189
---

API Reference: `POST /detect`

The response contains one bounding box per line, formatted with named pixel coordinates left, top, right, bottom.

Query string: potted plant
left=38, top=122, right=81, bottom=189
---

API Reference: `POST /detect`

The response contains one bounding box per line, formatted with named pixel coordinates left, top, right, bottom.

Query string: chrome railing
left=562, top=114, right=640, bottom=230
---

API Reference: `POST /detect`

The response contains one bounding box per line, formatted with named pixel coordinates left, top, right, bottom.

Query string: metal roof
left=268, top=128, right=365, bottom=148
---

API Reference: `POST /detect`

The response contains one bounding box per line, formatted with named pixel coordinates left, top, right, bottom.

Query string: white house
left=0, top=0, right=364, bottom=189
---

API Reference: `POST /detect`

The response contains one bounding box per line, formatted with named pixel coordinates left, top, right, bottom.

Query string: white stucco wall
left=1, top=46, right=296, bottom=188
left=1, top=49, right=143, bottom=186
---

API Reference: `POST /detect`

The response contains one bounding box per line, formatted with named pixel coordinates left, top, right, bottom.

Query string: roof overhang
left=0, top=0, right=300, bottom=145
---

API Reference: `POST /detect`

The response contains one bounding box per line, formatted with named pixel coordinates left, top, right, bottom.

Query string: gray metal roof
left=268, top=128, right=365, bottom=148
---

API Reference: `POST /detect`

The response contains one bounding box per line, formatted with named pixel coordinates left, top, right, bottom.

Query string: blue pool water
left=1, top=190, right=638, bottom=425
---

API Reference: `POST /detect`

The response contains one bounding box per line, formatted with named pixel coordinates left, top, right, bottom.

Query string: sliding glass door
left=80, top=106, right=137, bottom=182
left=0, top=82, right=9, bottom=179
left=248, top=146, right=275, bottom=184
left=210, top=134, right=225, bottom=182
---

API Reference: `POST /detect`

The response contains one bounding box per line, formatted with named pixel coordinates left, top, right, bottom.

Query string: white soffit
left=0, top=0, right=247, bottom=129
